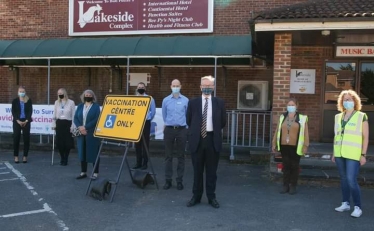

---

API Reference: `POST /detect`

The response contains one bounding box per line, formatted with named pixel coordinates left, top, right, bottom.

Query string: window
left=324, top=62, right=356, bottom=104
left=360, top=63, right=374, bottom=105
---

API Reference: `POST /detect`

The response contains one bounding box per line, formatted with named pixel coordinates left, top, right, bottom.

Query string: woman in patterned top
left=52, top=88, right=76, bottom=166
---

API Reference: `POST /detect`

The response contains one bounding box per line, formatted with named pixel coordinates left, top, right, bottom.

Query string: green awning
left=0, top=35, right=252, bottom=66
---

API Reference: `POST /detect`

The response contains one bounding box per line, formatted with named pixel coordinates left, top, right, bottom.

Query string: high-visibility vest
left=334, top=111, right=365, bottom=161
left=276, top=113, right=308, bottom=156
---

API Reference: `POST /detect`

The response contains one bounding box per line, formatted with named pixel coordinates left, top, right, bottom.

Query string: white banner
left=0, top=104, right=55, bottom=134
left=0, top=104, right=165, bottom=139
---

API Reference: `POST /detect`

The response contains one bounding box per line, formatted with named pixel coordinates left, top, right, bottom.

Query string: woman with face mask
left=11, top=86, right=33, bottom=163
left=51, top=88, right=76, bottom=166
left=332, top=90, right=368, bottom=218
left=73, top=89, right=101, bottom=180
left=272, top=98, right=309, bottom=195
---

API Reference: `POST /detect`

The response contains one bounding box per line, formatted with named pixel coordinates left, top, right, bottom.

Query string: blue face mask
left=343, top=101, right=354, bottom=110
left=202, top=88, right=213, bottom=95
left=18, top=92, right=25, bottom=97
left=287, top=106, right=296, bottom=113
left=171, top=87, right=180, bottom=94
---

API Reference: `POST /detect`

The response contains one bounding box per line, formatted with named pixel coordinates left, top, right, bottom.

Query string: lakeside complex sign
left=68, top=0, right=214, bottom=36
left=336, top=46, right=374, bottom=57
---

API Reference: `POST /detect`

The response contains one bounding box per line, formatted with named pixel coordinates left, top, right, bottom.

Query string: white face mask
left=18, top=92, right=25, bottom=97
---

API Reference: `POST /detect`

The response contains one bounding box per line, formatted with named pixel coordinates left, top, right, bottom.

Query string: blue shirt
left=162, top=93, right=189, bottom=126
left=20, top=101, right=26, bottom=119
left=143, top=94, right=156, bottom=121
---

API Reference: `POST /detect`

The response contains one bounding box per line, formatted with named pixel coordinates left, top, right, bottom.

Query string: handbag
left=71, top=127, right=82, bottom=137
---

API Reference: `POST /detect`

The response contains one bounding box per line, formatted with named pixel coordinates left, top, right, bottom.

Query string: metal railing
left=1, top=110, right=273, bottom=160
left=223, top=110, right=273, bottom=160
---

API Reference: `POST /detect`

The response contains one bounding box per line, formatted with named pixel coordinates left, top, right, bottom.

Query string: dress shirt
left=162, top=93, right=189, bottom=126
left=140, top=93, right=156, bottom=121
left=201, top=95, right=213, bottom=132
left=20, top=101, right=26, bottom=119
left=52, top=99, right=76, bottom=127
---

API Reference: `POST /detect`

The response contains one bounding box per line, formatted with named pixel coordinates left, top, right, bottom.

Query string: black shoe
left=280, top=185, right=290, bottom=194
left=177, top=182, right=184, bottom=190
left=163, top=181, right=172, bottom=190
left=186, top=197, right=201, bottom=207
left=208, top=199, right=220, bottom=208
left=140, top=164, right=148, bottom=170
left=132, top=164, right=142, bottom=169
left=22, top=157, right=28, bottom=163
left=14, top=157, right=19, bottom=164
left=289, top=185, right=297, bottom=195
left=76, top=173, right=87, bottom=179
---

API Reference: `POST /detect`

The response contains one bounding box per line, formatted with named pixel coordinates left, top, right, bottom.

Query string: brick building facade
left=4, top=0, right=371, bottom=143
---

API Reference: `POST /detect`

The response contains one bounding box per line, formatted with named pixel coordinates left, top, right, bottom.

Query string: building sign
left=290, top=69, right=316, bottom=94
left=336, top=46, right=374, bottom=57
left=69, top=0, right=214, bottom=36
left=94, top=95, right=151, bottom=142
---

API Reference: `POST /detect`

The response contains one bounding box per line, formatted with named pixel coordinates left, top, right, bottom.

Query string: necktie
left=201, top=98, right=208, bottom=138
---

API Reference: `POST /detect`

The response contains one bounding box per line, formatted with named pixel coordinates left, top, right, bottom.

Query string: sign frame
left=336, top=46, right=374, bottom=57
left=94, top=95, right=151, bottom=142
left=68, top=0, right=214, bottom=36
left=290, top=69, right=316, bottom=94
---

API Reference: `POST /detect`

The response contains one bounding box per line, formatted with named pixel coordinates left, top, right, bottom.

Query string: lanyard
left=285, top=115, right=295, bottom=143
left=341, top=110, right=356, bottom=134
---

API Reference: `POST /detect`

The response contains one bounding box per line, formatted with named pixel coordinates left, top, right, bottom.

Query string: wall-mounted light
left=321, top=30, right=331, bottom=36
left=8, top=65, right=15, bottom=71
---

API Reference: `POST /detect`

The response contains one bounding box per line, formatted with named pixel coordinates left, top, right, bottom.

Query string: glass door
left=321, top=61, right=357, bottom=141
left=360, top=62, right=374, bottom=142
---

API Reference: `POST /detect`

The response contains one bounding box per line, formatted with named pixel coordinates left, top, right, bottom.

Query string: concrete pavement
left=1, top=150, right=374, bottom=231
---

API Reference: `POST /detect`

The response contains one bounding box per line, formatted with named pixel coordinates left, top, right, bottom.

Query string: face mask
left=58, top=94, right=64, bottom=99
left=201, top=88, right=213, bottom=95
left=84, top=97, right=93, bottom=102
left=18, top=92, right=25, bottom=97
left=287, top=106, right=296, bottom=113
left=171, top=87, right=180, bottom=94
left=137, top=89, right=145, bottom=94
left=343, top=101, right=354, bottom=110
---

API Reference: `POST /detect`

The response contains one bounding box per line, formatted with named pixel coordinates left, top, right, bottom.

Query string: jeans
left=335, top=157, right=361, bottom=208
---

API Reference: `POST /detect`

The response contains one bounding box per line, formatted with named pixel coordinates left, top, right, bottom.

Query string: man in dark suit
left=186, top=75, right=226, bottom=208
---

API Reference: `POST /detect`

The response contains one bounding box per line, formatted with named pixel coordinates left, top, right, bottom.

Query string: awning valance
left=0, top=35, right=252, bottom=67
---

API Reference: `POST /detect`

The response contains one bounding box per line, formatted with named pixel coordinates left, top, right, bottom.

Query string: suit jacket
left=186, top=96, right=226, bottom=153
left=11, top=98, right=33, bottom=122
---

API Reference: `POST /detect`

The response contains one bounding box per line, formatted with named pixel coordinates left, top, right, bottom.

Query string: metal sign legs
left=85, top=134, right=158, bottom=202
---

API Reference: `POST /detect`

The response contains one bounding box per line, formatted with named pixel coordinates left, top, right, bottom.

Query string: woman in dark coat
left=11, top=86, right=33, bottom=163
left=74, top=89, right=101, bottom=179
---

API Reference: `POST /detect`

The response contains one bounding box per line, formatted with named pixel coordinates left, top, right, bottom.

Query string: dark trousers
left=13, top=120, right=31, bottom=157
left=81, top=137, right=100, bottom=173
left=135, top=120, right=151, bottom=166
left=164, top=126, right=187, bottom=183
left=280, top=145, right=301, bottom=186
left=56, top=119, right=74, bottom=164
left=191, top=132, right=219, bottom=200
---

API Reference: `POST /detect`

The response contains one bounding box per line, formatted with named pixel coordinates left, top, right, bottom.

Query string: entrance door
left=321, top=61, right=357, bottom=141
left=360, top=62, right=374, bottom=142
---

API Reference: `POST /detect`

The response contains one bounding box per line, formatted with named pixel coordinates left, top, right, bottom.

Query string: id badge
left=286, top=135, right=290, bottom=144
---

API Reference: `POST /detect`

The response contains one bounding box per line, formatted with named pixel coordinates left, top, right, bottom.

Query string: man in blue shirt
left=162, top=79, right=189, bottom=190
left=133, top=82, right=156, bottom=170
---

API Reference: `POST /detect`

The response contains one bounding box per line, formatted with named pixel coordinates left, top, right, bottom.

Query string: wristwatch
left=361, top=154, right=366, bottom=157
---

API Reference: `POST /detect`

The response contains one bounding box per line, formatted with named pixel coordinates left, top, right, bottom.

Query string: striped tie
left=201, top=98, right=208, bottom=138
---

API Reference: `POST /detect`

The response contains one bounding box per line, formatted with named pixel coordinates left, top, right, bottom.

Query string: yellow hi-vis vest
left=276, top=113, right=308, bottom=156
left=334, top=111, right=365, bottom=161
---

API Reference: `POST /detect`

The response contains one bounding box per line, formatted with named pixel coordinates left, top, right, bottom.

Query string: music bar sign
left=336, top=46, right=374, bottom=57
left=69, top=0, right=214, bottom=36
